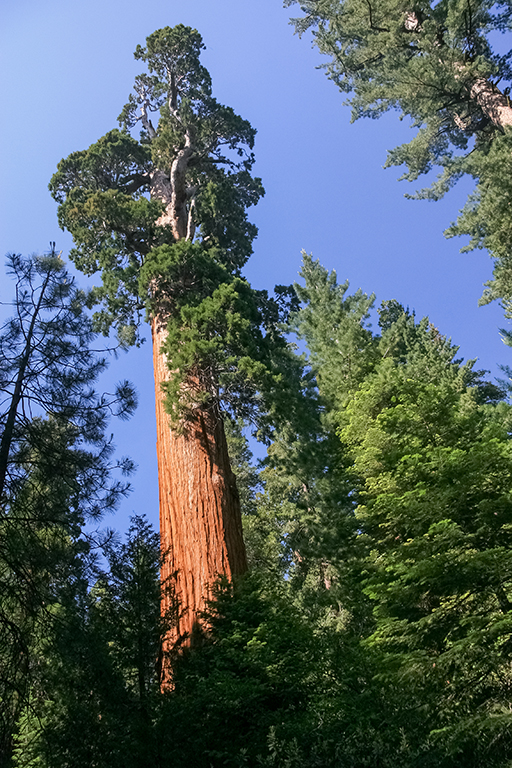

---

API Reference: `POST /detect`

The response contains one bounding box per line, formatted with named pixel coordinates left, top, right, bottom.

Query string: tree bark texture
left=404, top=13, right=512, bottom=130
left=469, top=78, right=512, bottom=129
left=151, top=317, right=248, bottom=656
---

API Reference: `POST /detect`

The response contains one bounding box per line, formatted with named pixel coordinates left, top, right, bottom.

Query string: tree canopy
left=49, top=24, right=264, bottom=346
left=286, top=0, right=512, bottom=327
left=0, top=251, right=136, bottom=765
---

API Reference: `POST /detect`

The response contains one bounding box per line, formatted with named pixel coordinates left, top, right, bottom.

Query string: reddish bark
left=152, top=317, right=247, bottom=662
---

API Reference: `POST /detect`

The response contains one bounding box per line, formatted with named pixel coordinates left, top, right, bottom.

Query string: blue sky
left=1, top=0, right=508, bottom=533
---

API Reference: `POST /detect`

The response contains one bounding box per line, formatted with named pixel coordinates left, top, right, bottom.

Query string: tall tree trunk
left=151, top=317, right=247, bottom=660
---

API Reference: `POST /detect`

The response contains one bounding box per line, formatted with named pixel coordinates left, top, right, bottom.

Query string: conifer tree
left=286, top=1, right=512, bottom=324
left=0, top=250, right=136, bottom=765
left=49, top=26, right=287, bottom=649
left=0, top=250, right=135, bottom=504
left=338, top=306, right=512, bottom=762
left=278, top=254, right=512, bottom=762
left=261, top=254, right=378, bottom=603
left=292, top=256, right=512, bottom=762
left=13, top=516, right=167, bottom=768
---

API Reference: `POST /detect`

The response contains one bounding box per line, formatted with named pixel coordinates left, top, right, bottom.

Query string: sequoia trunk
left=152, top=317, right=247, bottom=657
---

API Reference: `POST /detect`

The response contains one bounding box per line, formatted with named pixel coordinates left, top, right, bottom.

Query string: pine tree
left=286, top=1, right=512, bottom=324
left=0, top=250, right=136, bottom=765
left=12, top=517, right=168, bottom=768
left=0, top=250, right=135, bottom=504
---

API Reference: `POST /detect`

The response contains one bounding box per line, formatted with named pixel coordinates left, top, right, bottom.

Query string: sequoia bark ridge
left=152, top=318, right=247, bottom=652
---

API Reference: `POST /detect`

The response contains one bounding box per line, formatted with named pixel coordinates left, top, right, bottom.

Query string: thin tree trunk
left=152, top=317, right=247, bottom=660
left=0, top=269, right=52, bottom=500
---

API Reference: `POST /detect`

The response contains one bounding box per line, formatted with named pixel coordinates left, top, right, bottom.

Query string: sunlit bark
left=151, top=318, right=247, bottom=662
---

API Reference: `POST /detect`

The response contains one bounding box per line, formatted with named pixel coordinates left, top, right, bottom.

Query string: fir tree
left=261, top=254, right=377, bottom=612
left=264, top=254, right=512, bottom=763
left=13, top=517, right=168, bottom=768
left=337, top=299, right=512, bottom=763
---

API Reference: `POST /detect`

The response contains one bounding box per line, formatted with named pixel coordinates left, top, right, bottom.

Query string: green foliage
left=132, top=25, right=211, bottom=106
left=293, top=252, right=378, bottom=409
left=156, top=576, right=327, bottom=767
left=286, top=0, right=511, bottom=144
left=224, top=418, right=289, bottom=575
left=286, top=0, right=512, bottom=319
left=50, top=25, right=264, bottom=343
left=95, top=515, right=168, bottom=701
left=257, top=254, right=512, bottom=764
left=48, top=25, right=284, bottom=434
left=139, top=240, right=232, bottom=318
left=12, top=579, right=132, bottom=768
left=446, top=129, right=512, bottom=321
left=140, top=238, right=300, bottom=430
left=259, top=254, right=377, bottom=600
left=160, top=276, right=273, bottom=423
left=0, top=252, right=136, bottom=765
left=153, top=573, right=435, bottom=768
left=194, top=170, right=264, bottom=271
left=12, top=515, right=170, bottom=768
left=337, top=298, right=512, bottom=762
left=11, top=247, right=512, bottom=765
left=49, top=130, right=166, bottom=342
left=0, top=252, right=136, bottom=511
left=34, top=18, right=512, bottom=765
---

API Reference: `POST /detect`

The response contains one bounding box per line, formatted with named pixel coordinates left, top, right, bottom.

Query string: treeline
left=3, top=248, right=512, bottom=767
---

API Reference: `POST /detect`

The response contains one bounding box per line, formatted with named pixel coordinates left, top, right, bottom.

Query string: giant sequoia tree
left=49, top=26, right=282, bottom=649
left=286, top=0, right=512, bottom=322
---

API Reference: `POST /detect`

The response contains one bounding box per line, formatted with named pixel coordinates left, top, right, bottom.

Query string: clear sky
left=1, top=0, right=508, bottom=533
